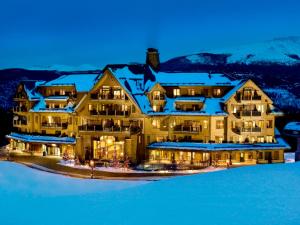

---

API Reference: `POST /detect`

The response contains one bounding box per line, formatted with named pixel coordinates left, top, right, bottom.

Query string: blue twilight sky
left=0, top=0, right=300, bottom=69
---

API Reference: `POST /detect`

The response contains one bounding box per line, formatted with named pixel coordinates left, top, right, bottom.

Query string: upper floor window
left=213, top=88, right=221, bottom=97
left=266, top=120, right=273, bottom=128
left=257, top=136, right=264, bottom=143
left=173, top=88, right=180, bottom=97
left=153, top=91, right=161, bottom=100
left=203, top=120, right=208, bottom=129
left=152, top=119, right=160, bottom=129
left=188, top=89, right=195, bottom=96
left=60, top=89, right=65, bottom=95
left=266, top=136, right=273, bottom=143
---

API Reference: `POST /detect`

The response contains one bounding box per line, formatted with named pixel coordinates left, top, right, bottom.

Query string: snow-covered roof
left=21, top=80, right=44, bottom=101
left=148, top=128, right=289, bottom=151
left=30, top=98, right=74, bottom=113
left=41, top=74, right=98, bottom=92
left=147, top=137, right=290, bottom=151
left=6, top=132, right=76, bottom=145
left=154, top=72, right=236, bottom=86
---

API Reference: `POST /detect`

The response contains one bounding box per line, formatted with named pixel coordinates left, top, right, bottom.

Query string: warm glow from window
left=173, top=88, right=180, bottom=97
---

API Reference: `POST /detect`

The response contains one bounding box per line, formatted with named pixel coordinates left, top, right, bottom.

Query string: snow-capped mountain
left=27, top=64, right=99, bottom=72
left=165, top=37, right=300, bottom=66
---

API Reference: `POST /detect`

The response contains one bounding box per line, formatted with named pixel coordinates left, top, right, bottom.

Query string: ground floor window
left=92, top=136, right=125, bottom=160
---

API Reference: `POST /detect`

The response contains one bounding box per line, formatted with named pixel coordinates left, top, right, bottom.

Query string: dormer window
left=60, top=89, right=65, bottom=95
left=213, top=88, right=221, bottom=97
left=188, top=89, right=195, bottom=96
left=153, top=91, right=161, bottom=100
left=173, top=88, right=180, bottom=97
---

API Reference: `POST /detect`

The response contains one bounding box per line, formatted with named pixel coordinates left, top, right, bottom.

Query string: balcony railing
left=90, top=93, right=128, bottom=100
left=173, top=125, right=201, bottom=133
left=152, top=94, right=165, bottom=100
left=13, top=106, right=27, bottom=112
left=78, top=125, right=141, bottom=134
left=41, top=122, right=68, bottom=129
left=233, top=127, right=262, bottom=134
left=236, top=95, right=262, bottom=102
left=13, top=120, right=27, bottom=126
left=234, top=110, right=261, bottom=117
left=89, top=110, right=130, bottom=116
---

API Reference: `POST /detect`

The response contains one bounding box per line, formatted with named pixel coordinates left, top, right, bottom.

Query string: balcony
left=78, top=125, right=141, bottom=134
left=173, top=125, right=201, bottom=133
left=13, top=106, right=28, bottom=113
left=90, top=93, right=128, bottom=100
left=152, top=94, right=165, bottom=101
left=13, top=120, right=27, bottom=126
left=233, top=127, right=262, bottom=134
left=89, top=110, right=130, bottom=117
left=234, top=110, right=261, bottom=117
left=236, top=95, right=262, bottom=102
left=41, top=122, right=68, bottom=129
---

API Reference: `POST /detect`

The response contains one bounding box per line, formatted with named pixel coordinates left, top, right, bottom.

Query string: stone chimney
left=146, top=48, right=160, bottom=71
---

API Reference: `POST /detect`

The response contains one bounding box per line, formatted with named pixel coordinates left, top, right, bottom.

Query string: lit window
left=215, top=136, right=223, bottom=143
left=203, top=120, right=208, bottom=129
left=216, top=120, right=224, bottom=129
left=121, top=104, right=128, bottom=111
left=173, top=88, right=180, bottom=97
left=152, top=119, right=160, bottom=128
left=60, top=89, right=65, bottom=95
left=257, top=136, right=264, bottom=143
left=266, top=136, right=273, bottom=143
left=188, top=89, right=195, bottom=96
left=153, top=91, right=161, bottom=100
left=213, top=88, right=221, bottom=96
left=153, top=105, right=157, bottom=112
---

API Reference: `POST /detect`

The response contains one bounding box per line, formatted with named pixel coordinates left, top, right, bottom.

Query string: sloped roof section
left=41, top=74, right=98, bottom=92
left=6, top=132, right=76, bottom=144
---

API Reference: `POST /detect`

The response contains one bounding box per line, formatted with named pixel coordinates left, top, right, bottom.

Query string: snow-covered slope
left=1, top=161, right=300, bottom=225
left=185, top=37, right=300, bottom=65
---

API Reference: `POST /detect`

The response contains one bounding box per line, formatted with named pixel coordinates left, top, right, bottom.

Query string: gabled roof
left=221, top=79, right=273, bottom=103
left=41, top=74, right=98, bottom=92
left=221, top=80, right=246, bottom=102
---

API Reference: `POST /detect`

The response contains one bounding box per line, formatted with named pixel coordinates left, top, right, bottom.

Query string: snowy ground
left=1, top=161, right=300, bottom=225
left=58, top=160, right=225, bottom=174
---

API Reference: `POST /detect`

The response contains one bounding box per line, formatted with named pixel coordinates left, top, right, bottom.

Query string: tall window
left=203, top=120, right=208, bottom=129
left=173, top=88, right=180, bottom=97
left=266, top=120, right=273, bottom=128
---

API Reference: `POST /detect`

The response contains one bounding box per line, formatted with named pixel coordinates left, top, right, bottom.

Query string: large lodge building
left=6, top=49, right=290, bottom=168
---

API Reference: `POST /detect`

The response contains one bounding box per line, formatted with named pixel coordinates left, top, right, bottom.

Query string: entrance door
left=264, top=152, right=272, bottom=164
